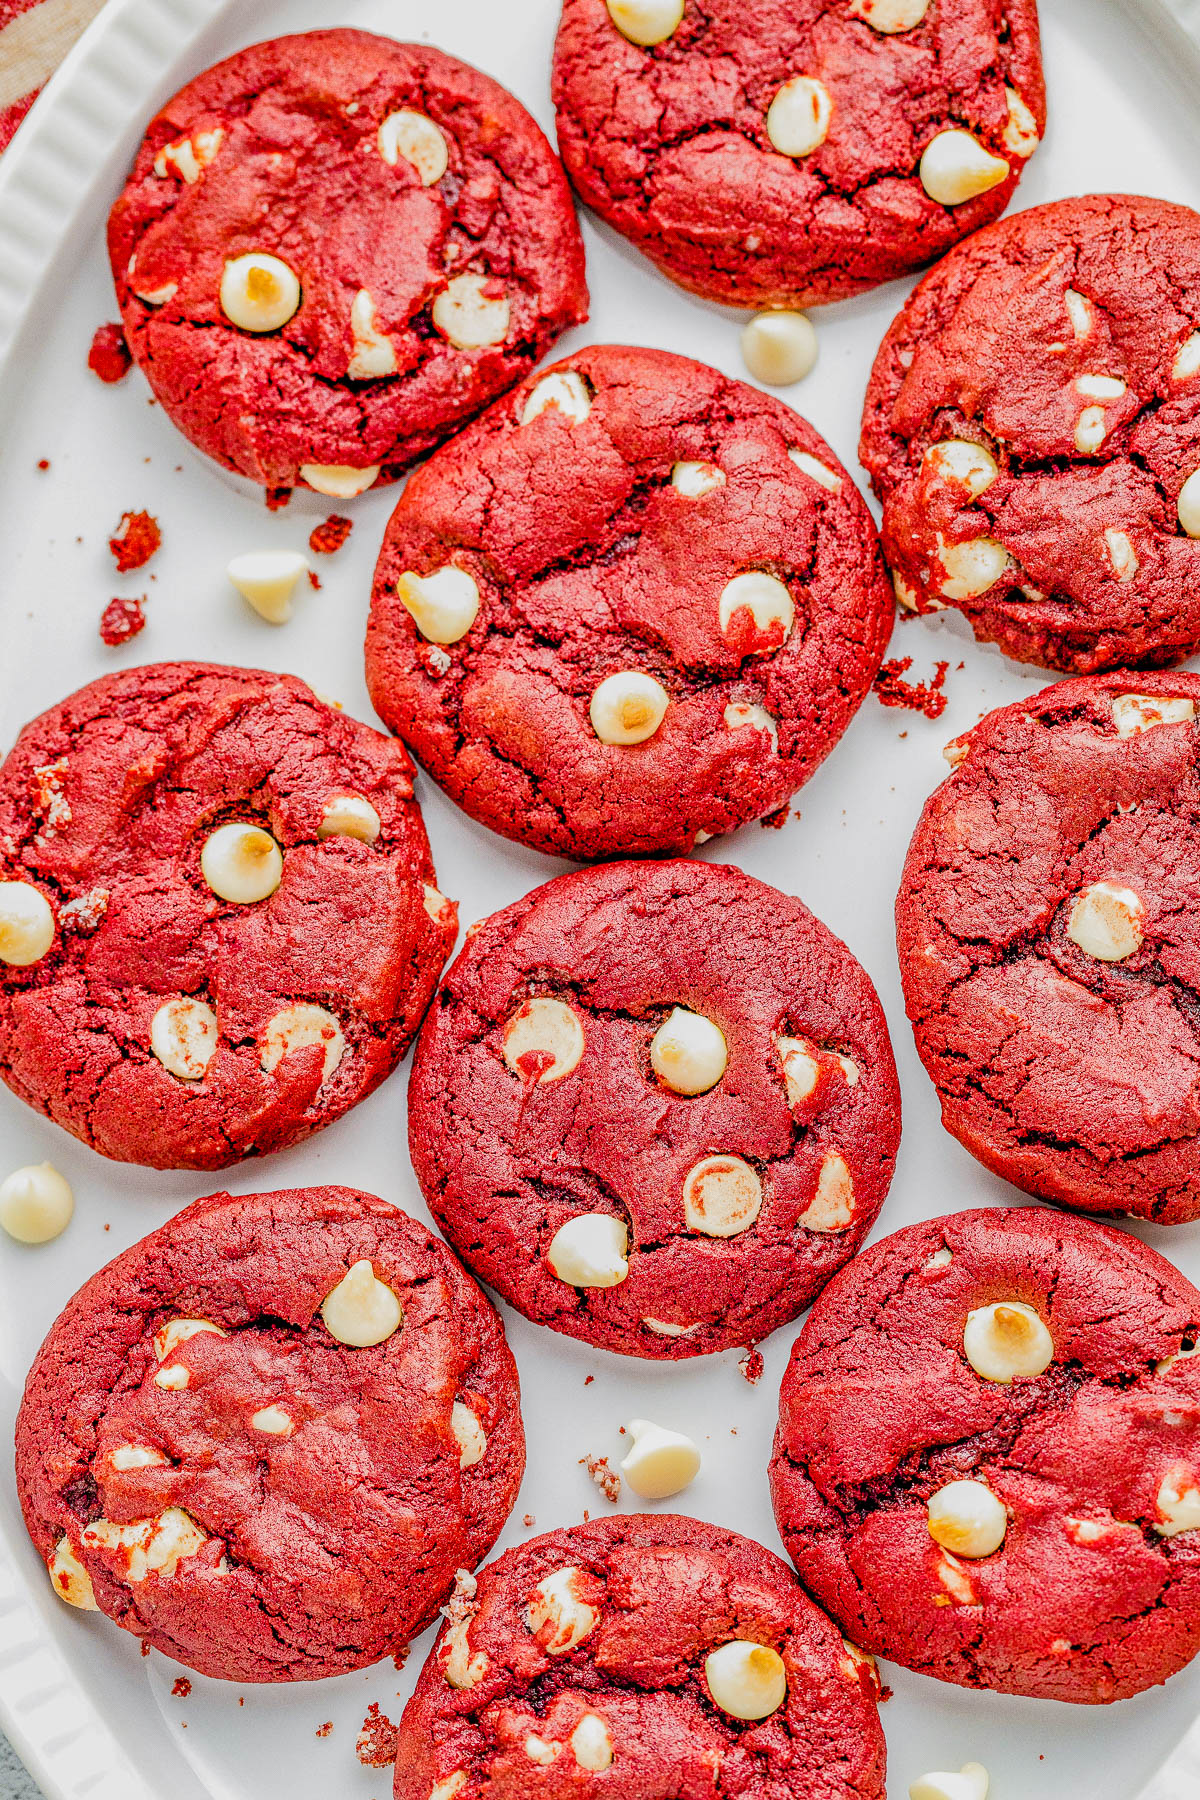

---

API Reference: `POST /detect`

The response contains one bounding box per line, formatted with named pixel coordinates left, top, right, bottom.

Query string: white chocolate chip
left=909, top=1763, right=990, bottom=1800
left=894, top=571, right=922, bottom=612
left=1178, top=468, right=1200, bottom=536
left=849, top=0, right=929, bottom=29
left=935, top=1550, right=977, bottom=1605
left=318, top=794, right=381, bottom=842
left=1066, top=1516, right=1114, bottom=1545
left=299, top=463, right=380, bottom=498
left=718, top=571, right=795, bottom=650
left=589, top=671, right=670, bottom=744
left=150, top=997, right=218, bottom=1081
left=83, top=1508, right=207, bottom=1582
left=1153, top=1469, right=1200, bottom=1536
left=605, top=0, right=685, bottom=44
left=423, top=884, right=455, bottom=926
left=377, top=110, right=449, bottom=185
left=451, top=1400, right=487, bottom=1469
left=433, top=273, right=510, bottom=350
left=0, top=1163, right=73, bottom=1243
left=220, top=252, right=301, bottom=333
left=1002, top=88, right=1039, bottom=156
left=840, top=1638, right=878, bottom=1685
left=836, top=1054, right=860, bottom=1086
left=154, top=1366, right=190, bottom=1391
left=796, top=1151, right=855, bottom=1233
left=937, top=535, right=1008, bottom=599
left=924, top=440, right=999, bottom=499
left=525, top=1737, right=560, bottom=1767
left=788, top=447, right=842, bottom=489
left=1076, top=373, right=1127, bottom=401
left=570, top=1715, right=614, bottom=1771
left=201, top=822, right=283, bottom=904
left=503, top=996, right=585, bottom=1083
left=927, top=1480, right=1008, bottom=1558
left=397, top=565, right=481, bottom=645
left=704, top=1641, right=787, bottom=1720
left=129, top=258, right=177, bottom=306
left=1064, top=289, right=1094, bottom=339
left=926, top=1246, right=953, bottom=1270
left=429, top=1776, right=467, bottom=1800
left=919, top=131, right=1009, bottom=206
left=153, top=1318, right=225, bottom=1365
left=225, top=549, right=310, bottom=624
left=0, top=881, right=54, bottom=966
left=1111, top=694, right=1196, bottom=737
left=1173, top=332, right=1200, bottom=382
left=1067, top=882, right=1144, bottom=962
left=48, top=1538, right=97, bottom=1611
left=963, top=1301, right=1054, bottom=1383
left=320, top=1259, right=403, bottom=1347
left=521, top=372, right=592, bottom=427
left=642, top=1316, right=699, bottom=1337
left=723, top=702, right=778, bottom=750
left=525, top=1567, right=599, bottom=1654
left=650, top=1007, right=727, bottom=1095
left=260, top=1003, right=345, bottom=1083
left=943, top=739, right=969, bottom=767
left=1074, top=406, right=1108, bottom=454
left=740, top=312, right=818, bottom=386
left=348, top=289, right=397, bottom=379
left=619, top=1417, right=701, bottom=1499
left=109, top=1445, right=168, bottom=1471
left=1104, top=529, right=1139, bottom=582
left=440, top=1569, right=488, bottom=1689
left=682, top=1154, right=762, bottom=1237
left=766, top=77, right=832, bottom=158
left=672, top=460, right=726, bottom=499
left=547, top=1213, right=629, bottom=1288
left=251, top=1405, right=294, bottom=1436
left=777, top=1036, right=820, bottom=1104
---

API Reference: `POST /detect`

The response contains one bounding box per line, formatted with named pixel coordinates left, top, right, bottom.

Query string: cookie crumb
left=88, top=323, right=132, bottom=384
left=523, top=1513, right=536, bottom=1528
left=99, top=595, right=146, bottom=646
left=584, top=1374, right=594, bottom=1386
left=310, top=514, right=353, bottom=555
left=580, top=1453, right=621, bottom=1503
left=356, top=1703, right=399, bottom=1768
left=315, top=1721, right=333, bottom=1739
left=265, top=486, right=292, bottom=511
left=308, top=570, right=322, bottom=590
left=171, top=1677, right=191, bottom=1698
left=391, top=1645, right=410, bottom=1672
left=760, top=803, right=790, bottom=830
left=140, top=1641, right=150, bottom=1657
left=36, top=459, right=50, bottom=472
left=873, top=656, right=950, bottom=720
left=108, top=511, right=160, bottom=573
left=738, top=1346, right=764, bottom=1385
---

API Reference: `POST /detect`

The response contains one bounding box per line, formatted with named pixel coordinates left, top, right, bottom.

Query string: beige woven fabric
left=0, top=0, right=106, bottom=108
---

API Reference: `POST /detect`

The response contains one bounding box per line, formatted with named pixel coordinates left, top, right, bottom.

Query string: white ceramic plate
left=1, top=1, right=1200, bottom=1796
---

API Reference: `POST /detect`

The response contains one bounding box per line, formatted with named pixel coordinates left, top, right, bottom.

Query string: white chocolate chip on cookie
left=1178, top=469, right=1200, bottom=536
left=605, top=0, right=685, bottom=45
left=1074, top=406, right=1108, bottom=454
left=0, top=881, right=54, bottom=966
left=964, top=1301, right=1054, bottom=1383
left=1153, top=1468, right=1200, bottom=1537
left=650, top=1007, right=727, bottom=1095
left=299, top=463, right=380, bottom=498
left=796, top=1151, right=855, bottom=1233
left=723, top=702, right=779, bottom=750
left=48, top=1537, right=97, bottom=1611
left=348, top=289, right=398, bottom=379
left=741, top=312, right=818, bottom=386
left=260, top=1004, right=345, bottom=1083
left=924, top=440, right=999, bottom=499
left=937, top=536, right=1008, bottom=599
left=201, top=822, right=283, bottom=904
left=570, top=1714, right=614, bottom=1771
left=919, top=131, right=1009, bottom=206
left=154, top=128, right=224, bottom=183
left=619, top=1418, right=701, bottom=1499
left=1111, top=694, right=1195, bottom=737
left=1104, top=529, right=1139, bottom=582
left=589, top=671, right=670, bottom=745
left=788, top=447, right=842, bottom=489
left=109, top=1445, right=168, bottom=1471
left=397, top=565, right=481, bottom=645
left=766, top=78, right=832, bottom=158
left=226, top=549, right=310, bottom=624
left=547, top=1214, right=629, bottom=1288
left=503, top=997, right=585, bottom=1083
left=672, top=460, right=726, bottom=499
left=318, top=794, right=381, bottom=842
left=777, top=1037, right=820, bottom=1104
left=321, top=1259, right=403, bottom=1347
left=1076, top=373, right=1127, bottom=401
left=522, top=372, right=592, bottom=426
left=1064, top=289, right=1094, bottom=339
left=433, top=273, right=510, bottom=350
left=251, top=1406, right=294, bottom=1436
left=84, top=1508, right=208, bottom=1582
left=525, top=1566, right=599, bottom=1654
left=1067, top=882, right=1144, bottom=962
left=220, top=252, right=301, bottom=332
left=0, top=1163, right=73, bottom=1243
left=719, top=571, right=795, bottom=650
left=1002, top=88, right=1040, bottom=157
left=154, top=1318, right=226, bottom=1364
left=1173, top=332, right=1200, bottom=382
left=927, top=1480, right=1008, bottom=1557
left=451, top=1400, right=487, bottom=1468
left=705, top=1640, right=787, bottom=1719
left=682, top=1154, right=762, bottom=1237
left=849, top=0, right=929, bottom=29
left=150, top=998, right=218, bottom=1081
left=377, top=110, right=449, bottom=185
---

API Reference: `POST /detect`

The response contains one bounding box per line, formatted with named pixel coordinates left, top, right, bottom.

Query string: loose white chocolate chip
left=650, top=1007, right=728, bottom=1095
left=919, top=131, right=1009, bottom=206
left=154, top=128, right=224, bottom=183
left=397, top=565, right=481, bottom=645
left=260, top=1004, right=345, bottom=1083
left=150, top=998, right=218, bottom=1081
left=225, top=549, right=310, bottom=624
left=547, top=1214, right=629, bottom=1288
left=1112, top=694, right=1196, bottom=737
left=619, top=1418, right=701, bottom=1499
left=1064, top=289, right=1094, bottom=339
left=320, top=1259, right=403, bottom=1347
left=605, top=0, right=685, bottom=44
left=201, top=822, right=283, bottom=905
left=766, top=77, right=832, bottom=158
left=937, top=535, right=1008, bottom=600
left=0, top=1162, right=73, bottom=1243
left=0, top=881, right=54, bottom=966
left=503, top=997, right=586, bottom=1083
left=429, top=1776, right=467, bottom=1800
left=1154, top=1470, right=1200, bottom=1536
left=1178, top=469, right=1200, bottom=537
left=220, top=252, right=301, bottom=332
left=49, top=1538, right=97, bottom=1611
left=377, top=110, right=449, bottom=185
left=318, top=794, right=381, bottom=842
left=909, top=1763, right=990, bottom=1800
left=723, top=701, right=779, bottom=750
left=1067, top=882, right=1144, bottom=962
left=924, top=440, right=999, bottom=499
left=299, top=463, right=380, bottom=498
left=433, top=273, right=510, bottom=350
left=251, top=1406, right=294, bottom=1436
left=1104, top=529, right=1139, bottom=582
left=719, top=571, right=795, bottom=649
left=525, top=1567, right=599, bottom=1654
left=963, top=1301, right=1054, bottom=1383
left=452, top=1400, right=487, bottom=1469
left=522, top=372, right=592, bottom=427
left=741, top=311, right=818, bottom=386
left=571, top=1715, right=614, bottom=1772
left=927, top=1480, right=1008, bottom=1558
left=777, top=1036, right=820, bottom=1104
left=348, top=289, right=398, bottom=379
left=1173, top=332, right=1200, bottom=382
left=589, top=671, right=670, bottom=745
left=83, top=1508, right=207, bottom=1582
left=705, top=1641, right=787, bottom=1720
left=1074, top=407, right=1108, bottom=454
left=849, top=0, right=929, bottom=29
left=682, top=1154, right=762, bottom=1238
left=109, top=1445, right=168, bottom=1471
left=788, top=447, right=842, bottom=490
left=796, top=1151, right=855, bottom=1233
left=672, top=460, right=726, bottom=499
left=1002, top=87, right=1039, bottom=156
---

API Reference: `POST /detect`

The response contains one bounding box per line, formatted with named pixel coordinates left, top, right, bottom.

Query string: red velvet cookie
left=408, top=858, right=900, bottom=1358
left=551, top=0, right=1043, bottom=309
left=16, top=1186, right=524, bottom=1683
left=770, top=1207, right=1200, bottom=1703
left=897, top=671, right=1200, bottom=1222
left=365, top=344, right=892, bottom=860
left=0, top=662, right=455, bottom=1170
left=862, top=194, right=1200, bottom=671
left=107, top=30, right=587, bottom=500
left=392, top=1514, right=887, bottom=1800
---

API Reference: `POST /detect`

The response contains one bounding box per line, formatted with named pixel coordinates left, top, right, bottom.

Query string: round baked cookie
left=365, top=343, right=893, bottom=860
left=106, top=30, right=588, bottom=499
left=862, top=194, right=1200, bottom=672
left=897, top=671, right=1200, bottom=1222
left=408, top=858, right=901, bottom=1357
left=16, top=1185, right=525, bottom=1682
left=770, top=1206, right=1200, bottom=1703
left=0, top=662, right=456, bottom=1170
left=551, top=0, right=1044, bottom=310
left=392, top=1514, right=887, bottom=1800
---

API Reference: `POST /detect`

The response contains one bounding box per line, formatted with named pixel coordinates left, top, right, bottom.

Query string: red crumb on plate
left=315, top=1721, right=333, bottom=1739
left=873, top=656, right=950, bottom=720
left=99, top=596, right=146, bottom=646
left=356, top=1703, right=399, bottom=1768
left=738, top=1347, right=764, bottom=1385
left=581, top=1453, right=621, bottom=1503
left=88, top=323, right=132, bottom=384
left=309, top=514, right=353, bottom=555
left=108, top=511, right=160, bottom=573
left=171, top=1677, right=191, bottom=1698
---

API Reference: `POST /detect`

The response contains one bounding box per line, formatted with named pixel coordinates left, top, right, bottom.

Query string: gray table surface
left=0, top=1735, right=39, bottom=1799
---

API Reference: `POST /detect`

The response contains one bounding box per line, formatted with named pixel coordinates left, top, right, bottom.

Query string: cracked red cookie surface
left=408, top=858, right=900, bottom=1358
left=862, top=194, right=1200, bottom=671
left=897, top=671, right=1200, bottom=1221
left=106, top=29, right=587, bottom=499
left=770, top=1206, right=1200, bottom=1703
left=15, top=1186, right=524, bottom=1682
left=551, top=0, right=1043, bottom=309
left=392, top=1514, right=886, bottom=1800
left=0, top=662, right=456, bottom=1170
left=365, top=344, right=892, bottom=860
